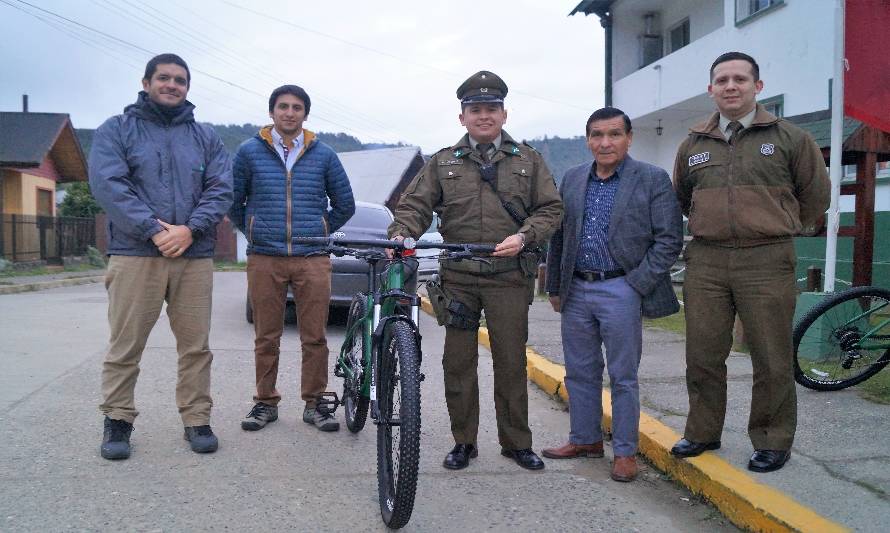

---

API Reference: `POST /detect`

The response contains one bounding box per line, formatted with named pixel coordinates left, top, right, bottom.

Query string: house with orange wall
left=0, top=111, right=88, bottom=261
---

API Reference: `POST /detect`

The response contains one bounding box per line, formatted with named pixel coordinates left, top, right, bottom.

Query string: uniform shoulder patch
left=688, top=152, right=710, bottom=167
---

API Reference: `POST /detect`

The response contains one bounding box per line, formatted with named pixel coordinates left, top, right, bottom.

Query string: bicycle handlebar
left=294, top=236, right=497, bottom=255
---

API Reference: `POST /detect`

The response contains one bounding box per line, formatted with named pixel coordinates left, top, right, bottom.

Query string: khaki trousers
left=682, top=240, right=798, bottom=450
left=440, top=268, right=534, bottom=450
left=99, top=256, right=214, bottom=426
left=247, top=254, right=332, bottom=406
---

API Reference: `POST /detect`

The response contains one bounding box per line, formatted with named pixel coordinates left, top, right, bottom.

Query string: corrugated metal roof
left=569, top=0, right=612, bottom=17
left=338, top=146, right=422, bottom=205
left=785, top=110, right=861, bottom=149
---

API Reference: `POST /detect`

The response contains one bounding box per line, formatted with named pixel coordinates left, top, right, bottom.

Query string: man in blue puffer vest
left=90, top=53, right=233, bottom=460
left=230, top=85, right=355, bottom=433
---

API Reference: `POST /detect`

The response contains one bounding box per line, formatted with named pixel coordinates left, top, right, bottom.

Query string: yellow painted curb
left=418, top=296, right=848, bottom=533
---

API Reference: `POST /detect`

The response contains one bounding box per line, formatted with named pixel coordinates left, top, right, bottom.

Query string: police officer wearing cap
left=388, top=71, right=563, bottom=471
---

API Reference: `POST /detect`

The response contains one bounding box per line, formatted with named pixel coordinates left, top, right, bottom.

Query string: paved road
left=0, top=273, right=735, bottom=532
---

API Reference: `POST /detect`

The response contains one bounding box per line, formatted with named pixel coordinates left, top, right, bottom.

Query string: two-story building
left=571, top=0, right=889, bottom=286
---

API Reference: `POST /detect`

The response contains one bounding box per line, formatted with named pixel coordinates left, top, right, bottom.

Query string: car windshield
left=344, top=206, right=392, bottom=229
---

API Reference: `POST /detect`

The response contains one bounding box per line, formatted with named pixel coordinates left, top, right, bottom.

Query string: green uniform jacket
left=389, top=131, right=563, bottom=252
left=673, top=105, right=830, bottom=246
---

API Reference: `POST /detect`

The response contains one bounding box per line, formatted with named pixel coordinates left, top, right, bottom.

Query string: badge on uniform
left=760, top=143, right=775, bottom=156
left=688, top=152, right=710, bottom=167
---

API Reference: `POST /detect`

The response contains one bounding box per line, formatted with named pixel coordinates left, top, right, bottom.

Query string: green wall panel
left=795, top=211, right=890, bottom=289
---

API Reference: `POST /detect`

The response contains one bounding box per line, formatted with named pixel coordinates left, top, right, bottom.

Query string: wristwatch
left=517, top=232, right=526, bottom=249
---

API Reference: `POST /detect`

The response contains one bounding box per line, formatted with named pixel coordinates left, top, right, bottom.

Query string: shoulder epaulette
left=522, top=141, right=540, bottom=153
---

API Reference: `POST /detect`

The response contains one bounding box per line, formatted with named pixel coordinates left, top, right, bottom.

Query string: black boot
left=101, top=417, right=133, bottom=460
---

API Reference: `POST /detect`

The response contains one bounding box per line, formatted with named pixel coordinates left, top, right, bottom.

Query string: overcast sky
left=0, top=0, right=605, bottom=152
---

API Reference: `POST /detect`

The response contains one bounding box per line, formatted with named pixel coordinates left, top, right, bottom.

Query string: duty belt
left=574, top=269, right=625, bottom=282
left=442, top=255, right=521, bottom=275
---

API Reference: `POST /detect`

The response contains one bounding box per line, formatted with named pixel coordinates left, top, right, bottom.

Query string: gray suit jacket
left=546, top=156, right=683, bottom=319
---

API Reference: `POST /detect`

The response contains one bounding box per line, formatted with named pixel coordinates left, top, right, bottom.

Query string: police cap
left=456, top=70, right=508, bottom=105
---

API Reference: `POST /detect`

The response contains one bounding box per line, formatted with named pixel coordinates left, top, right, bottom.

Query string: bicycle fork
left=370, top=302, right=424, bottom=425
left=370, top=302, right=382, bottom=422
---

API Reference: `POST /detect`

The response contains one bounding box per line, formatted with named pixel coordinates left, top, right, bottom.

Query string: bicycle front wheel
left=343, top=293, right=370, bottom=433
left=376, top=320, right=421, bottom=530
left=794, top=286, right=890, bottom=390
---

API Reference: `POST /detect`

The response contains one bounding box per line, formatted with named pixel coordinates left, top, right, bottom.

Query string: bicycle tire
left=376, top=321, right=421, bottom=529
left=343, top=293, right=370, bottom=433
left=794, top=286, right=890, bottom=391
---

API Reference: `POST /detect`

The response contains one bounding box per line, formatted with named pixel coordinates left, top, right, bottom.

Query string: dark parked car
left=246, top=201, right=417, bottom=324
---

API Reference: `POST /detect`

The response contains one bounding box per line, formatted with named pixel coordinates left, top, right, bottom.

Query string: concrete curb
left=0, top=275, right=104, bottom=295
left=420, top=296, right=848, bottom=533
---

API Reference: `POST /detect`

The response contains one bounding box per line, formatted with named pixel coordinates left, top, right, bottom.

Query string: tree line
left=62, top=126, right=589, bottom=216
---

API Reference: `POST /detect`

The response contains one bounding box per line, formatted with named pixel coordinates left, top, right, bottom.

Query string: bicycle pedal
left=314, top=391, right=340, bottom=415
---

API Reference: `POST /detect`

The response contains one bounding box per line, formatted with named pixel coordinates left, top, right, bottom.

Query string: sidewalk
left=519, top=297, right=888, bottom=532
left=0, top=269, right=105, bottom=295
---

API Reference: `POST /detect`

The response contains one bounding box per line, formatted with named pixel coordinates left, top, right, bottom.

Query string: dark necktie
left=727, top=120, right=743, bottom=145
left=477, top=143, right=494, bottom=162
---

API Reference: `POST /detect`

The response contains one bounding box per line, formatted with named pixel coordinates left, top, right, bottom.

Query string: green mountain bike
left=793, top=285, right=890, bottom=390
left=296, top=236, right=494, bottom=529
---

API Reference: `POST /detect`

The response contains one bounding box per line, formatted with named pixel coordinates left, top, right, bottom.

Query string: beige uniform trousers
left=99, top=256, right=214, bottom=426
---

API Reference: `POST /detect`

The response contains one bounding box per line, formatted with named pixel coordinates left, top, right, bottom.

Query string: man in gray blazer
left=543, top=107, right=683, bottom=482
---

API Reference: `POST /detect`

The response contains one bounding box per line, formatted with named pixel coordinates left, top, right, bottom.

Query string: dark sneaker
left=184, top=425, right=219, bottom=453
left=101, top=416, right=133, bottom=460
left=241, top=402, right=278, bottom=431
left=303, top=405, right=339, bottom=432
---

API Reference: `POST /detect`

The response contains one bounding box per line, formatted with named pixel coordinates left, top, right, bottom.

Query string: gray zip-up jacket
left=89, top=92, right=233, bottom=257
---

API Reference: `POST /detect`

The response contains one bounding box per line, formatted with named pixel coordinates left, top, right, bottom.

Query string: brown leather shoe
left=541, top=441, right=604, bottom=459
left=610, top=455, right=638, bottom=482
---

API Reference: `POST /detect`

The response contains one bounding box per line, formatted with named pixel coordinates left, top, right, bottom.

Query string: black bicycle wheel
left=343, top=294, right=370, bottom=433
left=377, top=321, right=421, bottom=530
left=794, top=286, right=890, bottom=391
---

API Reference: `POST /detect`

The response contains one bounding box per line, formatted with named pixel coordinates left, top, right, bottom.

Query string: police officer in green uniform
left=388, top=71, right=563, bottom=470
left=671, top=52, right=830, bottom=473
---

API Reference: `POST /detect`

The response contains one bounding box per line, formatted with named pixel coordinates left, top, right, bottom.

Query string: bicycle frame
left=838, top=299, right=890, bottom=351
left=338, top=250, right=421, bottom=422
left=301, top=235, right=495, bottom=408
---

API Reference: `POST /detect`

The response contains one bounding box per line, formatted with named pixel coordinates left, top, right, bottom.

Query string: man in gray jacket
left=89, top=53, right=233, bottom=460
left=543, top=107, right=683, bottom=481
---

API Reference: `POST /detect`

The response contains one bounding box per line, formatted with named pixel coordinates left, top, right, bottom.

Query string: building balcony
left=612, top=25, right=725, bottom=122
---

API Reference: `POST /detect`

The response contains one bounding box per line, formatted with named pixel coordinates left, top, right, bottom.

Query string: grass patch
left=856, top=368, right=890, bottom=404
left=214, top=260, right=246, bottom=272
left=0, top=263, right=99, bottom=278
left=643, top=305, right=687, bottom=336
